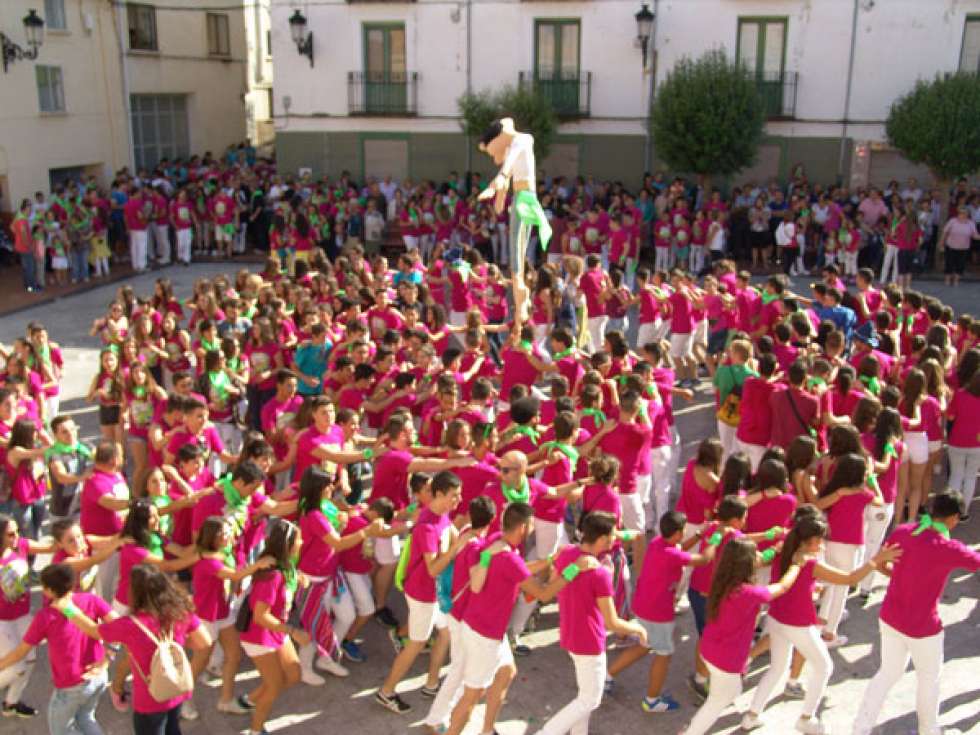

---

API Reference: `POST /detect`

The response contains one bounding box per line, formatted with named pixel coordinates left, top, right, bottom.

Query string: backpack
left=715, top=366, right=743, bottom=427
left=394, top=535, right=413, bottom=593
left=128, top=616, right=194, bottom=702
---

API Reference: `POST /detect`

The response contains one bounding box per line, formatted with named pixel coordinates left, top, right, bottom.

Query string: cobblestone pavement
left=0, top=264, right=977, bottom=735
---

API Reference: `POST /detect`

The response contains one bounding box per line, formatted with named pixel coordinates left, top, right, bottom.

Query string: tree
left=458, top=85, right=558, bottom=161
left=650, top=49, right=767, bottom=187
left=886, top=72, right=980, bottom=211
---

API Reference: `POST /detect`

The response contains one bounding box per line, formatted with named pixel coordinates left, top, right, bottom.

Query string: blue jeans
left=48, top=672, right=107, bottom=735
left=12, top=499, right=45, bottom=541
left=71, top=245, right=90, bottom=282
left=19, top=252, right=37, bottom=290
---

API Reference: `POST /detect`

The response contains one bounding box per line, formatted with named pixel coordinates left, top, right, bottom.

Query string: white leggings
left=684, top=660, right=742, bottom=735
left=538, top=652, right=605, bottom=735
left=0, top=618, right=34, bottom=705
left=750, top=620, right=832, bottom=718
left=947, top=445, right=980, bottom=510
left=818, top=541, right=860, bottom=636
left=858, top=503, right=894, bottom=594
left=852, top=621, right=943, bottom=735
left=880, top=244, right=900, bottom=284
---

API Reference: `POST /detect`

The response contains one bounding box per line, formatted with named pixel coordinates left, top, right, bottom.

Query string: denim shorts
left=688, top=589, right=707, bottom=636
left=636, top=618, right=676, bottom=656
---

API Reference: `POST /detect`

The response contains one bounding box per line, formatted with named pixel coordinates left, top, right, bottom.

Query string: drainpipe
left=465, top=0, right=473, bottom=174
left=643, top=0, right=660, bottom=176
left=837, top=0, right=859, bottom=185
left=112, top=0, right=135, bottom=170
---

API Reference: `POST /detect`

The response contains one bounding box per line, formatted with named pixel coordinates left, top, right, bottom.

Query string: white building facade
left=245, top=0, right=275, bottom=149
left=270, top=0, right=980, bottom=188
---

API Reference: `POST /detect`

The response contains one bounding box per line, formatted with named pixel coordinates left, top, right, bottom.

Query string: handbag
left=234, top=593, right=253, bottom=633
left=715, top=366, right=742, bottom=427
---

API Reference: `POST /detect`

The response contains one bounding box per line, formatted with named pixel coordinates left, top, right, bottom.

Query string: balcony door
left=534, top=20, right=580, bottom=115
left=737, top=18, right=787, bottom=117
left=364, top=24, right=406, bottom=114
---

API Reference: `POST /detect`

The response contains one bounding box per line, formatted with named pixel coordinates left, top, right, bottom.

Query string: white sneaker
left=316, top=655, right=350, bottom=677
left=795, top=717, right=827, bottom=735
left=216, top=698, right=250, bottom=715
left=741, top=712, right=764, bottom=731
left=180, top=700, right=199, bottom=721
left=301, top=668, right=326, bottom=686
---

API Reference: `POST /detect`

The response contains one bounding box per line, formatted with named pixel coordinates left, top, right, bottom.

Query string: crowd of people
left=0, top=160, right=978, bottom=735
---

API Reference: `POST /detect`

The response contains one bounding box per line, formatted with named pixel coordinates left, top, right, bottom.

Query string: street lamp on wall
left=289, top=9, right=313, bottom=68
left=635, top=3, right=654, bottom=69
left=2, top=9, right=45, bottom=74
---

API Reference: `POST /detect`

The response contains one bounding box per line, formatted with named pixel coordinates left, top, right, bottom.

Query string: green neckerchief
left=281, top=557, right=299, bottom=595
left=149, top=494, right=173, bottom=538
left=501, top=476, right=531, bottom=505
left=453, top=260, right=472, bottom=283
left=201, top=336, right=219, bottom=353
left=807, top=376, right=826, bottom=389
left=911, top=514, right=950, bottom=538
left=510, top=425, right=540, bottom=446
left=208, top=370, right=231, bottom=403
left=514, top=189, right=552, bottom=249
left=132, top=385, right=147, bottom=399
left=553, top=348, right=575, bottom=361
left=320, top=499, right=343, bottom=532
left=518, top=340, right=533, bottom=352
left=581, top=407, right=606, bottom=426
left=220, top=474, right=246, bottom=511
left=883, top=441, right=898, bottom=460
left=145, top=532, right=164, bottom=558
left=45, top=441, right=93, bottom=462
left=859, top=375, right=881, bottom=395
left=761, top=291, right=780, bottom=305
left=542, top=440, right=579, bottom=466
left=226, top=355, right=241, bottom=372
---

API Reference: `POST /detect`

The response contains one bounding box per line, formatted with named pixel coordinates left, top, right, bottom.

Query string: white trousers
left=684, top=661, right=742, bottom=735
left=654, top=247, right=670, bottom=273
left=818, top=541, right=860, bottom=636
left=858, top=503, right=894, bottom=594
left=538, top=652, right=605, bottom=735
left=881, top=244, right=900, bottom=284
left=176, top=228, right=193, bottom=263
left=947, top=445, right=980, bottom=510
left=648, top=445, right=672, bottom=530
left=735, top=438, right=768, bottom=473
left=717, top=421, right=738, bottom=463
left=153, top=223, right=170, bottom=263
left=511, top=519, right=566, bottom=636
left=129, top=230, right=148, bottom=271
left=750, top=619, right=832, bottom=718
left=0, top=617, right=34, bottom=705
left=586, top=316, right=608, bottom=354
left=424, top=617, right=464, bottom=727
left=852, top=621, right=944, bottom=735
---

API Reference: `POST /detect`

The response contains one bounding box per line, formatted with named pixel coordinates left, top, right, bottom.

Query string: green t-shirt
left=713, top=363, right=758, bottom=404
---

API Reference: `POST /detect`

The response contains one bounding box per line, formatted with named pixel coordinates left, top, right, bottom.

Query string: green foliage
left=886, top=73, right=980, bottom=181
left=458, top=85, right=558, bottom=160
left=650, top=49, right=767, bottom=177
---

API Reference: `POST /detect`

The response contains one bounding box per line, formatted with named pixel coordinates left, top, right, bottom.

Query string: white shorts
left=111, top=599, right=130, bottom=617
left=927, top=440, right=942, bottom=454
left=905, top=431, right=929, bottom=464
left=214, top=227, right=232, bottom=243
left=670, top=333, right=694, bottom=360
left=374, top=535, right=400, bottom=565
left=242, top=641, right=277, bottom=658
left=693, top=319, right=709, bottom=348
left=407, top=595, right=447, bottom=642
left=620, top=492, right=645, bottom=533
left=345, top=571, right=376, bottom=616
left=636, top=322, right=660, bottom=350
left=203, top=615, right=235, bottom=642
left=460, top=623, right=513, bottom=689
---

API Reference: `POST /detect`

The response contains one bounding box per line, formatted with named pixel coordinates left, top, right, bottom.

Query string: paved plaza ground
left=0, top=263, right=977, bottom=735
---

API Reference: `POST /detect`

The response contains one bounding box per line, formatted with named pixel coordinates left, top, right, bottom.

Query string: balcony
left=518, top=70, right=591, bottom=118
left=348, top=71, right=418, bottom=116
left=751, top=70, right=798, bottom=120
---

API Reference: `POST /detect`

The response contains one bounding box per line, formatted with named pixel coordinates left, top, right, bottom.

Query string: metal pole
left=643, top=0, right=660, bottom=178
left=838, top=0, right=859, bottom=185
left=112, top=0, right=135, bottom=171
left=465, top=0, right=473, bottom=175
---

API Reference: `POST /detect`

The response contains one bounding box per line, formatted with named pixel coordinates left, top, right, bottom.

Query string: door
left=364, top=139, right=409, bottom=182
left=364, top=24, right=407, bottom=114
left=737, top=18, right=787, bottom=117
left=535, top=20, right=580, bottom=115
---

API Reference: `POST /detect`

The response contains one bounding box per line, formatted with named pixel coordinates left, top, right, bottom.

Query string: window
left=131, top=94, right=189, bottom=170
left=737, top=17, right=787, bottom=77
left=960, top=17, right=980, bottom=73
left=36, top=65, right=65, bottom=113
left=44, top=0, right=67, bottom=31
left=362, top=24, right=407, bottom=113
left=533, top=20, right=582, bottom=115
left=207, top=13, right=230, bottom=56
left=266, top=88, right=274, bottom=117
left=266, top=29, right=272, bottom=56
left=128, top=3, right=158, bottom=51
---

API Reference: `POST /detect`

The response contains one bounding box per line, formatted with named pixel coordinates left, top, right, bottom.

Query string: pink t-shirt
left=948, top=388, right=980, bottom=448
left=298, top=510, right=339, bottom=577
left=192, top=556, right=230, bottom=622
left=24, top=592, right=111, bottom=688
left=80, top=470, right=128, bottom=536
left=581, top=270, right=606, bottom=318
left=581, top=483, right=622, bottom=528
left=115, top=543, right=151, bottom=606
left=632, top=536, right=691, bottom=623
left=99, top=612, right=201, bottom=713
left=675, top=461, right=716, bottom=525
left=449, top=535, right=489, bottom=622
left=736, top=377, right=777, bottom=446
left=403, top=511, right=451, bottom=603
left=599, top=422, right=652, bottom=494
left=0, top=537, right=32, bottom=620
left=690, top=525, right=741, bottom=596
left=453, top=460, right=500, bottom=520
left=668, top=291, right=695, bottom=334
left=371, top=449, right=413, bottom=509
left=462, top=545, right=530, bottom=640
left=500, top=347, right=540, bottom=397
left=241, top=570, right=292, bottom=648
left=700, top=584, right=773, bottom=673
left=553, top=545, right=614, bottom=655
left=338, top=513, right=372, bottom=574
left=826, top=488, right=874, bottom=545
left=166, top=426, right=224, bottom=466
left=768, top=558, right=818, bottom=627
left=745, top=492, right=797, bottom=550
left=880, top=523, right=980, bottom=638
left=292, top=425, right=343, bottom=481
